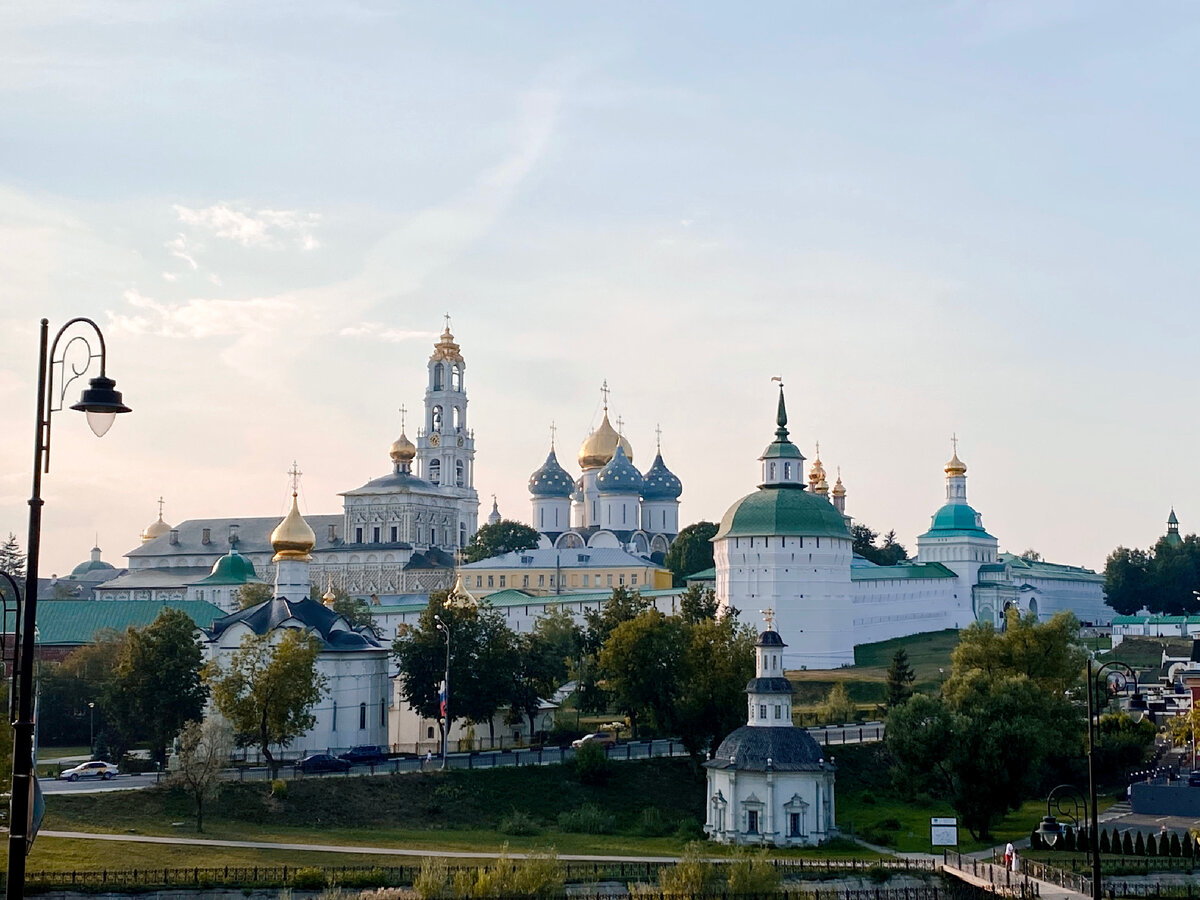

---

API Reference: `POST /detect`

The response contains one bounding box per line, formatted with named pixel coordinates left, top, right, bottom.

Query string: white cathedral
left=713, top=385, right=1108, bottom=669
left=100, top=323, right=482, bottom=608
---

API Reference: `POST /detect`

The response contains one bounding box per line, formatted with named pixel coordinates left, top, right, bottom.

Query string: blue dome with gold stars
left=529, top=448, right=574, bottom=498
left=596, top=445, right=643, bottom=494
left=640, top=452, right=682, bottom=500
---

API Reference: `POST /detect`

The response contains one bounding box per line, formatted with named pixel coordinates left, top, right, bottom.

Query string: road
left=40, top=725, right=883, bottom=795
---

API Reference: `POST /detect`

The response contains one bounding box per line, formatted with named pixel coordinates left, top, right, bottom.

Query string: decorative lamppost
left=8, top=318, right=131, bottom=900
left=0, top=572, right=22, bottom=721
left=434, top=613, right=450, bottom=769
left=88, top=701, right=96, bottom=755
left=1035, top=783, right=1090, bottom=867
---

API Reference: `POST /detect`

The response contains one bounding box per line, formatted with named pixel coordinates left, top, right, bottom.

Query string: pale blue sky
left=0, top=2, right=1196, bottom=576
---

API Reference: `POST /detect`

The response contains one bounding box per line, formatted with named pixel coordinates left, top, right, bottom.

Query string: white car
left=58, top=760, right=119, bottom=782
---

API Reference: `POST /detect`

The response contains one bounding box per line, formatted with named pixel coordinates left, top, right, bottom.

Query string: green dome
left=922, top=502, right=992, bottom=537
left=714, top=486, right=850, bottom=541
left=198, top=550, right=259, bottom=585
left=70, top=559, right=115, bottom=577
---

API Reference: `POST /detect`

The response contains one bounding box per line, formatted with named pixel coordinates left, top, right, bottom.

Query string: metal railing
left=942, top=851, right=1040, bottom=898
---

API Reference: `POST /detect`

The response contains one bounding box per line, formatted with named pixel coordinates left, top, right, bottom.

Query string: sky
left=0, top=1, right=1197, bottom=578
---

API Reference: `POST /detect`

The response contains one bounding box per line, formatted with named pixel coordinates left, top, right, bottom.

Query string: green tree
left=309, top=582, right=380, bottom=636
left=205, top=630, right=326, bottom=777
left=885, top=648, right=916, bottom=711
left=579, top=587, right=652, bottom=712
left=852, top=524, right=910, bottom=566
left=462, top=519, right=540, bottom=563
left=821, top=683, right=858, bottom=724
left=679, top=584, right=720, bottom=624
left=597, top=609, right=689, bottom=737
left=0, top=532, right=24, bottom=580
left=511, top=609, right=583, bottom=736
left=675, top=613, right=755, bottom=756
left=1149, top=535, right=1200, bottom=615
left=237, top=582, right=274, bottom=609
left=663, top=521, right=718, bottom=586
left=109, top=607, right=208, bottom=764
left=169, top=717, right=233, bottom=832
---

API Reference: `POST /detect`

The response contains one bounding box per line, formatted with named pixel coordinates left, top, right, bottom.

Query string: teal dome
left=714, top=486, right=850, bottom=541
left=70, top=558, right=115, bottom=577
left=641, top=452, right=682, bottom=500
left=528, top=448, right=574, bottom=498
left=199, top=550, right=259, bottom=585
left=922, top=503, right=991, bottom=536
left=596, top=445, right=643, bottom=494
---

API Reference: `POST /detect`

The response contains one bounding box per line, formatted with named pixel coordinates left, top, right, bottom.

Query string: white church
left=713, top=385, right=1108, bottom=670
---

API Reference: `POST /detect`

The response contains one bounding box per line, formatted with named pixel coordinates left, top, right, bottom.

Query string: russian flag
left=438, top=680, right=447, bottom=719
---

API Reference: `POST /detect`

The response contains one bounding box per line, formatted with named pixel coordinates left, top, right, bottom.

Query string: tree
left=309, top=582, right=380, bottom=636
left=579, top=587, right=652, bottom=713
left=885, top=648, right=916, bottom=711
left=820, top=683, right=858, bottom=725
left=597, top=610, right=689, bottom=738
left=237, top=582, right=274, bottom=609
left=887, top=612, right=1085, bottom=839
left=205, top=629, right=326, bottom=777
left=108, top=608, right=208, bottom=764
left=462, top=519, right=540, bottom=564
left=852, top=524, right=909, bottom=567
left=674, top=613, right=755, bottom=756
left=1104, top=547, right=1151, bottom=615
left=0, top=532, right=24, bottom=580
left=170, top=717, right=233, bottom=832
left=1020, top=548, right=1043, bottom=562
left=679, top=584, right=720, bottom=625
left=663, top=522, right=718, bottom=586
left=511, top=609, right=583, bottom=736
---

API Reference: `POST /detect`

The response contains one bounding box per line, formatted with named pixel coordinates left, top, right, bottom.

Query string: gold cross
left=600, top=379, right=610, bottom=411
left=399, top=404, right=407, bottom=431
left=616, top=414, right=624, bottom=435
left=549, top=420, right=557, bottom=449
left=443, top=313, right=452, bottom=333
left=157, top=496, right=164, bottom=518
left=287, top=461, right=303, bottom=493
left=951, top=433, right=959, bottom=454
left=760, top=608, right=775, bottom=630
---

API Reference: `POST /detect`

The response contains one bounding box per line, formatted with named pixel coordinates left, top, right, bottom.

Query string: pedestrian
left=1010, top=848, right=1020, bottom=873
left=425, top=749, right=432, bottom=769
left=1003, top=842, right=1014, bottom=869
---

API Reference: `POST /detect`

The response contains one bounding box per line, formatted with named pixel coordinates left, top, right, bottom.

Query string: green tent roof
left=715, top=486, right=850, bottom=541
left=35, top=600, right=225, bottom=646
left=919, top=503, right=994, bottom=539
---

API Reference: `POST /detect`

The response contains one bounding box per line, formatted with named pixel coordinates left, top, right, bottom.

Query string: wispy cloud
left=173, top=203, right=321, bottom=250
left=339, top=323, right=438, bottom=343
left=165, top=233, right=198, bottom=269
left=108, top=288, right=297, bottom=339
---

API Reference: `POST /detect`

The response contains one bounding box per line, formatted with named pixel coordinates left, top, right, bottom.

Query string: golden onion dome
left=389, top=430, right=417, bottom=464
left=945, top=451, right=967, bottom=477
left=814, top=475, right=830, bottom=496
left=271, top=491, right=316, bottom=561
left=577, top=411, right=633, bottom=470
left=831, top=472, right=846, bottom=497
left=141, top=514, right=171, bottom=543
left=322, top=588, right=336, bottom=607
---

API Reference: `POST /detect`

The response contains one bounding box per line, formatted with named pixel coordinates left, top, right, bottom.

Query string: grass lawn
left=40, top=745, right=92, bottom=760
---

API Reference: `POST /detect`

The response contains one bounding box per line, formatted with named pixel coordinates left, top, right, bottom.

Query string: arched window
left=360, top=703, right=367, bottom=730
left=784, top=462, right=791, bottom=479
left=426, top=725, right=435, bottom=739
left=431, top=405, right=443, bottom=432
left=770, top=462, right=776, bottom=479
left=433, top=365, right=444, bottom=391
left=451, top=366, right=462, bottom=391
left=452, top=406, right=461, bottom=432
left=459, top=523, right=466, bottom=547
left=380, top=697, right=386, bottom=727
left=429, top=458, right=441, bottom=484
left=455, top=460, right=464, bottom=486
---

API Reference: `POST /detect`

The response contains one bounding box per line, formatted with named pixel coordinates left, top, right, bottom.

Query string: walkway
left=942, top=852, right=1090, bottom=900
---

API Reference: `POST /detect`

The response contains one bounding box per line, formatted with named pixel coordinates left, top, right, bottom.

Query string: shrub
left=1172, top=832, right=1183, bottom=857
left=271, top=779, right=288, bottom=798
left=414, top=857, right=450, bottom=899
left=447, top=846, right=564, bottom=898
left=1135, top=831, right=1146, bottom=856
left=499, top=809, right=540, bottom=836
left=1123, top=831, right=1134, bottom=855
left=557, top=803, right=614, bottom=834
left=878, top=817, right=902, bottom=831
left=859, top=790, right=877, bottom=805
left=1099, top=830, right=1111, bottom=854
left=337, top=868, right=393, bottom=889
left=674, top=816, right=704, bottom=840
left=638, top=806, right=672, bottom=837
left=291, top=868, right=328, bottom=890
left=574, top=740, right=611, bottom=785
left=725, top=849, right=781, bottom=895
left=659, top=842, right=713, bottom=897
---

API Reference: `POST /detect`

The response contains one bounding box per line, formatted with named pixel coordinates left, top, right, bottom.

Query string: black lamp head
left=71, top=375, right=132, bottom=437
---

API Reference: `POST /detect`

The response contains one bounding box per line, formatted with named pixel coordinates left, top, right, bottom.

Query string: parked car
left=571, top=731, right=616, bottom=749
left=59, top=760, right=119, bottom=782
left=1187, top=771, right=1200, bottom=787
left=337, top=746, right=389, bottom=766
left=297, top=753, right=352, bottom=774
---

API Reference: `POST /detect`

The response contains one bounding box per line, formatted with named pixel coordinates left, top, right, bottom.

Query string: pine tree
left=0, top=533, right=24, bottom=580
left=1171, top=832, right=1183, bottom=857
left=1134, top=831, right=1145, bottom=856
left=1099, top=829, right=1111, bottom=854
left=884, top=648, right=916, bottom=710
left=1145, top=833, right=1158, bottom=856
left=1122, top=831, right=1134, bottom=855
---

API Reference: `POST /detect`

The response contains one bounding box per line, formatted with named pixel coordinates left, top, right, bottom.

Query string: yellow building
left=457, top=547, right=672, bottom=598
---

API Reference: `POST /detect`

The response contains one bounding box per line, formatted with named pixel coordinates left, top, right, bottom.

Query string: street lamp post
left=1080, top=658, right=1140, bottom=900
left=8, top=318, right=131, bottom=900
left=434, top=614, right=450, bottom=770
left=1035, top=783, right=1090, bottom=867
left=0, top=572, right=22, bottom=722
left=87, top=702, right=96, bottom=755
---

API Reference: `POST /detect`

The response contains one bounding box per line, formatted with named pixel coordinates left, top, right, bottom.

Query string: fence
left=13, top=857, right=934, bottom=894
left=942, top=851, right=1040, bottom=898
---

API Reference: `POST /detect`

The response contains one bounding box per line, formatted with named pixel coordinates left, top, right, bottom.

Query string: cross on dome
left=951, top=433, right=959, bottom=454
left=156, top=496, right=164, bottom=517
left=600, top=379, right=610, bottom=411
left=443, top=312, right=452, bottom=333
left=616, top=414, right=624, bottom=435
left=549, top=420, right=557, bottom=449
left=287, top=461, right=303, bottom=494
left=399, top=404, right=407, bottom=431
left=760, top=607, right=776, bottom=630
left=655, top=423, right=662, bottom=452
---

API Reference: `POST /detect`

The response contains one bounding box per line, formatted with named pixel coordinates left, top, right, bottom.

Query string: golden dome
left=814, top=475, right=829, bottom=496
left=578, top=410, right=633, bottom=470
left=322, top=588, right=336, bottom=607
left=141, top=515, right=171, bottom=543
left=271, top=491, right=316, bottom=561
left=832, top=471, right=846, bottom=497
left=430, top=325, right=463, bottom=364
left=808, top=442, right=826, bottom=488
left=389, top=430, right=417, bottom=464
left=945, top=451, right=967, bottom=477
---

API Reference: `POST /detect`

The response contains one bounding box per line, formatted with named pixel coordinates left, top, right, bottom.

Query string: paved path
left=942, top=856, right=1089, bottom=900
left=40, top=830, right=683, bottom=863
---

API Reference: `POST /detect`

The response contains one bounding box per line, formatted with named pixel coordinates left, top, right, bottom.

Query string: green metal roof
left=69, top=559, right=116, bottom=577
left=714, top=486, right=850, bottom=541
left=686, top=567, right=716, bottom=581
left=760, top=441, right=803, bottom=460
left=482, top=587, right=680, bottom=609
left=1112, top=614, right=1199, bottom=625
left=195, top=550, right=260, bottom=586
left=920, top=503, right=993, bottom=538
left=35, top=600, right=225, bottom=646
left=851, top=562, right=958, bottom=581
left=1111, top=615, right=1148, bottom=625
left=997, top=553, right=1103, bottom=583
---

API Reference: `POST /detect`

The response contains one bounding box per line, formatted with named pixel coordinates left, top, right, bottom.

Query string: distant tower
left=831, top=469, right=846, bottom=515
left=271, top=465, right=316, bottom=601
left=1166, top=509, right=1183, bottom=547
left=415, top=317, right=480, bottom=547
left=529, top=427, right=574, bottom=537
left=915, top=438, right=998, bottom=588
left=487, top=496, right=502, bottom=526
left=640, top=427, right=683, bottom=537
left=574, top=381, right=633, bottom=529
